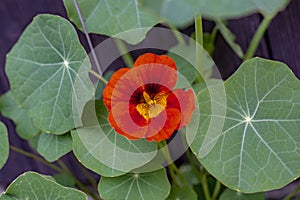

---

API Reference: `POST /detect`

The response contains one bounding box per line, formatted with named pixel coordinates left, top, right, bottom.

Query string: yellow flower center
left=136, top=91, right=168, bottom=120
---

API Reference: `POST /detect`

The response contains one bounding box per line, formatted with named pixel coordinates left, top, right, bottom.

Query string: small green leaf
left=37, top=132, right=72, bottom=162
left=0, top=122, right=9, bottom=169
left=0, top=172, right=86, bottom=199
left=63, top=0, right=160, bottom=44
left=53, top=173, right=76, bottom=187
left=166, top=186, right=197, bottom=200
left=190, top=58, right=300, bottom=192
left=220, top=189, right=265, bottom=200
left=98, top=169, right=170, bottom=200
left=216, top=20, right=244, bottom=58
left=6, top=14, right=94, bottom=135
left=0, top=91, right=39, bottom=139
left=72, top=100, right=157, bottom=177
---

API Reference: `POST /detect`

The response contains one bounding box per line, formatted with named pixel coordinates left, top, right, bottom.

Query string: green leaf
left=0, top=91, right=39, bottom=139
left=0, top=172, right=86, bottom=199
left=72, top=100, right=157, bottom=177
left=166, top=186, right=197, bottom=200
left=189, top=58, right=300, bottom=192
left=178, top=165, right=200, bottom=185
left=53, top=173, right=76, bottom=187
left=220, top=189, right=265, bottom=200
left=6, top=14, right=94, bottom=135
left=143, top=0, right=290, bottom=27
left=0, top=122, right=9, bottom=169
left=216, top=20, right=244, bottom=58
left=98, top=169, right=170, bottom=200
left=37, top=132, right=72, bottom=162
left=63, top=0, right=160, bottom=44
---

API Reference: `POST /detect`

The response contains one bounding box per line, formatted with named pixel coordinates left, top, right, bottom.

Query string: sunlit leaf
left=98, top=169, right=170, bottom=200
left=63, top=0, right=160, bottom=44
left=189, top=58, right=300, bottom=192
left=37, top=132, right=72, bottom=162
left=0, top=122, right=9, bottom=170
left=72, top=100, right=157, bottom=177
left=0, top=172, right=86, bottom=199
left=220, top=189, right=265, bottom=200
left=0, top=91, right=39, bottom=139
left=6, top=14, right=94, bottom=134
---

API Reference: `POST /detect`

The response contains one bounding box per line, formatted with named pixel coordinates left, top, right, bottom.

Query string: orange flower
left=103, top=53, right=195, bottom=142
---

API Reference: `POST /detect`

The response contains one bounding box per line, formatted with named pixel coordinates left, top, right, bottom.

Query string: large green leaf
left=189, top=58, right=300, bottom=192
left=0, top=91, right=39, bottom=139
left=63, top=0, right=160, bottom=44
left=143, top=0, right=290, bottom=27
left=0, top=122, right=9, bottom=169
left=166, top=186, right=197, bottom=200
left=219, top=189, right=265, bottom=200
left=6, top=14, right=94, bottom=134
left=72, top=100, right=157, bottom=177
left=37, top=132, right=72, bottom=162
left=0, top=172, right=86, bottom=200
left=98, top=169, right=170, bottom=200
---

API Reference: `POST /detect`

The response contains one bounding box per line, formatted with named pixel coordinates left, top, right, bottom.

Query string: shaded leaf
left=98, top=169, right=170, bottom=200
left=166, top=186, right=197, bottom=200
left=6, top=14, right=94, bottom=135
left=0, top=91, right=39, bottom=139
left=0, top=122, right=9, bottom=169
left=220, top=189, right=265, bottom=200
left=189, top=58, right=300, bottom=192
left=37, top=132, right=72, bottom=162
left=53, top=173, right=76, bottom=188
left=64, top=0, right=160, bottom=44
left=0, top=172, right=86, bottom=199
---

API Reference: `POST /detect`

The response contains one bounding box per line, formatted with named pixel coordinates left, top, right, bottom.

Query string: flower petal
left=108, top=102, right=148, bottom=140
left=167, top=89, right=195, bottom=129
left=103, top=68, right=131, bottom=111
left=146, top=108, right=181, bottom=142
left=133, top=53, right=177, bottom=71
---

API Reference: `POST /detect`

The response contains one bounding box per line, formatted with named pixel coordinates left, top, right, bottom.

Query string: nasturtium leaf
left=0, top=172, right=86, bottom=200
left=143, top=0, right=290, bottom=27
left=219, top=189, right=265, bottom=200
left=53, top=173, right=76, bottom=187
left=63, top=0, right=160, bottom=44
left=178, top=165, right=200, bottom=185
left=0, top=122, right=9, bottom=170
left=0, top=91, right=39, bottom=139
left=72, top=100, right=157, bottom=177
left=166, top=186, right=197, bottom=200
left=37, top=132, right=72, bottom=162
left=98, top=169, right=170, bottom=200
left=189, top=58, right=300, bottom=192
left=5, top=14, right=94, bottom=135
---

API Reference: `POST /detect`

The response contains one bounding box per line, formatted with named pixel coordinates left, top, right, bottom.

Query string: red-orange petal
left=108, top=102, right=148, bottom=140
left=133, top=53, right=177, bottom=71
left=145, top=108, right=181, bottom=142
left=167, top=89, right=195, bottom=129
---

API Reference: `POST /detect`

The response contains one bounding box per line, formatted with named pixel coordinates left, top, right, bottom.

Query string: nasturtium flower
left=103, top=53, right=195, bottom=142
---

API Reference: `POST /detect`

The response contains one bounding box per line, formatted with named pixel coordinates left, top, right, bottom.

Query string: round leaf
left=190, top=58, right=300, bottom=192
left=98, top=169, right=170, bottom=200
left=37, top=132, right=72, bottom=162
left=6, top=14, right=94, bottom=134
left=166, top=186, right=198, bottom=200
left=0, top=172, right=86, bottom=199
left=0, top=91, right=39, bottom=139
left=0, top=122, right=9, bottom=169
left=63, top=0, right=160, bottom=44
left=220, top=189, right=265, bottom=200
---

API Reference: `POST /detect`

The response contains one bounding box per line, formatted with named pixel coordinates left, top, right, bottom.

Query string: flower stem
left=201, top=168, right=212, bottom=200
left=212, top=180, right=222, bottom=200
left=77, top=161, right=98, bottom=189
left=167, top=23, right=186, bottom=45
left=74, top=0, right=106, bottom=80
left=114, top=39, right=134, bottom=67
left=243, top=14, right=275, bottom=60
left=10, top=145, right=63, bottom=173
left=283, top=181, right=300, bottom=200
left=89, top=69, right=108, bottom=84
left=195, top=15, right=205, bottom=83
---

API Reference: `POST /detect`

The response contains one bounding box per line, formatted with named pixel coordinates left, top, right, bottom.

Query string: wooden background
left=0, top=0, right=299, bottom=198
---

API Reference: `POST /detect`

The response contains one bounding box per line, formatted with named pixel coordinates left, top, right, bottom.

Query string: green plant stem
left=212, top=180, right=221, bottom=200
left=167, top=23, right=186, bottom=45
left=243, top=14, right=275, bottom=60
left=10, top=145, right=63, bottom=173
left=195, top=15, right=205, bottom=82
left=89, top=69, right=108, bottom=84
left=77, top=161, right=98, bottom=189
left=114, top=39, right=134, bottom=67
left=283, top=181, right=300, bottom=200
left=57, top=160, right=100, bottom=200
left=201, top=168, right=212, bottom=200
left=159, top=140, right=188, bottom=187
